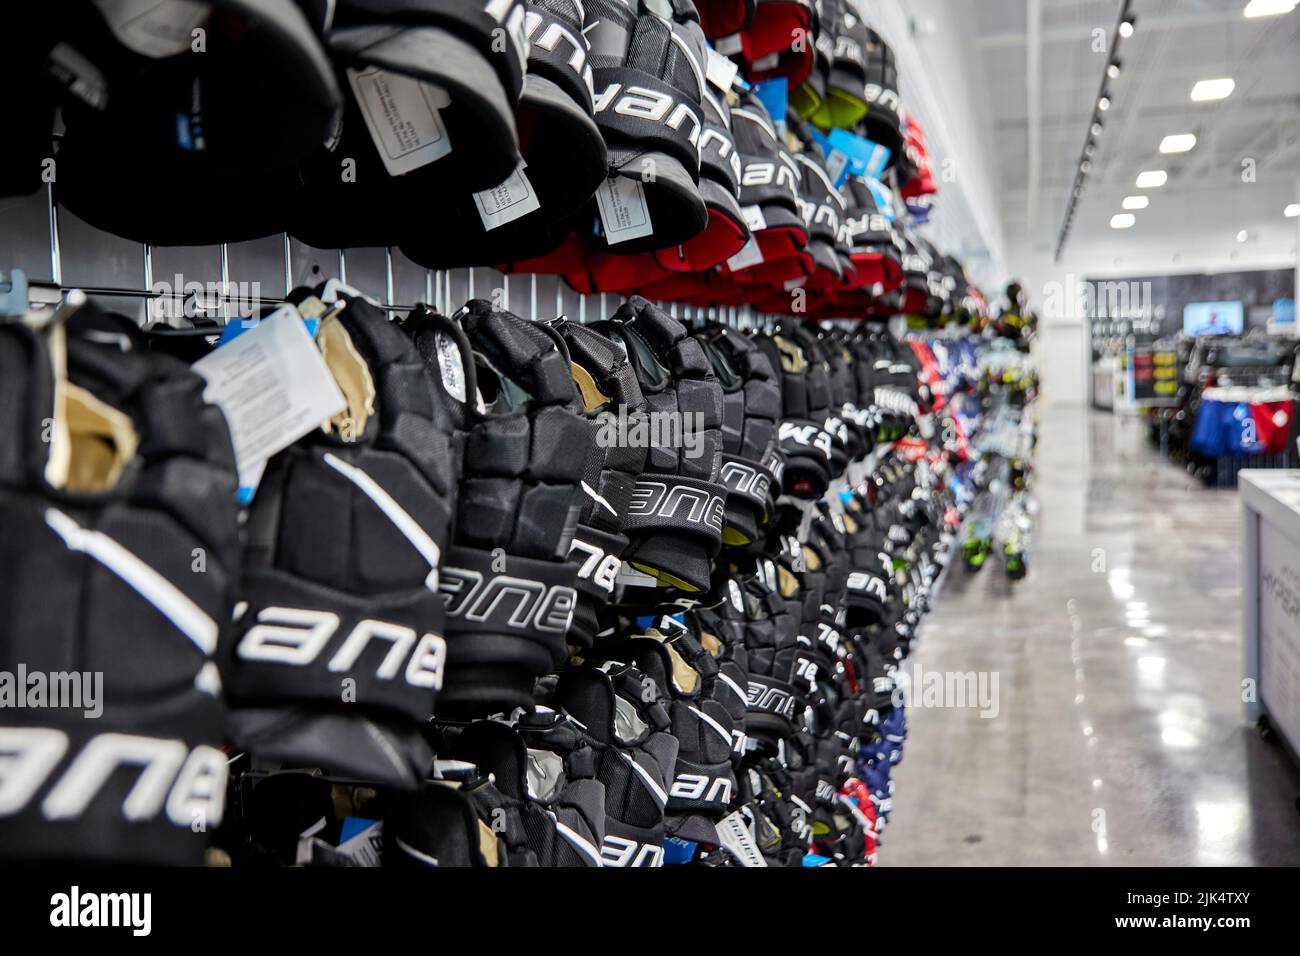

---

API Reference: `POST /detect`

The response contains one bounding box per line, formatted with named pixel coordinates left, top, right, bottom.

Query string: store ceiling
left=936, top=0, right=1300, bottom=272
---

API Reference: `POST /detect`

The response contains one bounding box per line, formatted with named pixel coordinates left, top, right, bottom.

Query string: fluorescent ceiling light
left=1159, top=133, right=1197, bottom=153
left=1244, top=0, right=1296, bottom=18
left=1190, top=78, right=1235, bottom=101
left=1123, top=196, right=1149, bottom=210
left=1111, top=214, right=1136, bottom=229
left=1136, top=170, right=1168, bottom=188
left=1286, top=203, right=1300, bottom=217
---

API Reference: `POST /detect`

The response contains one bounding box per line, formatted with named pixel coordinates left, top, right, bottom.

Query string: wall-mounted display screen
left=1183, top=301, right=1244, bottom=337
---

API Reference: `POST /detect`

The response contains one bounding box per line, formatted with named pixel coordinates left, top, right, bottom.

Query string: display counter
left=1240, top=469, right=1300, bottom=768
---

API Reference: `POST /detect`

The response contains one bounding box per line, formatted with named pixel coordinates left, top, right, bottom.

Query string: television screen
left=1183, top=301, right=1244, bottom=337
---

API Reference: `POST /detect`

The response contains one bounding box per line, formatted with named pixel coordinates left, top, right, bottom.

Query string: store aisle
left=887, top=404, right=1300, bottom=865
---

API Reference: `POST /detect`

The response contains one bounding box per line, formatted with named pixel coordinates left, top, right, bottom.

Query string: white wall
left=1009, top=245, right=1088, bottom=407
left=852, top=0, right=1009, bottom=288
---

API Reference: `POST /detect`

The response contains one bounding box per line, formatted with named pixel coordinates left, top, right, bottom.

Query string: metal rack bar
left=35, top=184, right=854, bottom=326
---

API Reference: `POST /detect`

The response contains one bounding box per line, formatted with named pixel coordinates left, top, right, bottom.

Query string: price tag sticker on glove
left=473, top=161, right=542, bottom=231
left=595, top=176, right=655, bottom=245
left=194, top=307, right=346, bottom=501
left=347, top=66, right=453, bottom=176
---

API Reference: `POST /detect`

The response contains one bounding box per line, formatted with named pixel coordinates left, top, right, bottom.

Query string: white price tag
left=346, top=67, right=453, bottom=176
left=616, top=561, right=657, bottom=587
left=825, top=149, right=848, bottom=185
left=741, top=204, right=766, bottom=232
left=714, top=33, right=743, bottom=56
left=193, top=307, right=346, bottom=496
left=473, top=162, right=542, bottom=231
left=726, top=238, right=764, bottom=272
left=595, top=176, right=655, bottom=245
left=706, top=47, right=740, bottom=93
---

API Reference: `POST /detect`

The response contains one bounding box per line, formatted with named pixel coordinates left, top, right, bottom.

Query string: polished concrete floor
left=886, top=403, right=1300, bottom=865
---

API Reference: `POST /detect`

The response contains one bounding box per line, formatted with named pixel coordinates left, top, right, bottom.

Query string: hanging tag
left=595, top=177, right=654, bottom=245
left=616, top=561, right=657, bottom=587
left=473, top=161, right=542, bottom=231
left=726, top=237, right=763, bottom=272
left=193, top=310, right=346, bottom=500
left=216, top=303, right=320, bottom=347
left=346, top=67, right=452, bottom=176
left=741, top=204, right=766, bottom=232
left=706, top=47, right=739, bottom=93
left=714, top=33, right=743, bottom=55
left=0, top=269, right=29, bottom=318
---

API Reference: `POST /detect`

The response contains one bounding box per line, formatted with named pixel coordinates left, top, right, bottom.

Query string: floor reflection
left=886, top=404, right=1300, bottom=866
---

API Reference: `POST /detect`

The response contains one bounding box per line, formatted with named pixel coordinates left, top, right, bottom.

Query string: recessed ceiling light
left=1111, top=214, right=1136, bottom=229
left=1159, top=133, right=1197, bottom=153
left=1123, top=196, right=1150, bottom=210
left=1237, top=229, right=1250, bottom=242
left=1107, top=59, right=1122, bottom=79
left=1190, top=78, right=1235, bottom=101
left=1136, top=170, right=1168, bottom=188
left=1081, top=160, right=1093, bottom=173
left=1286, top=203, right=1300, bottom=217
left=1091, top=121, right=1104, bottom=137
left=1098, top=94, right=1112, bottom=111
left=1119, top=16, right=1136, bottom=37
left=1244, top=0, right=1296, bottom=18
